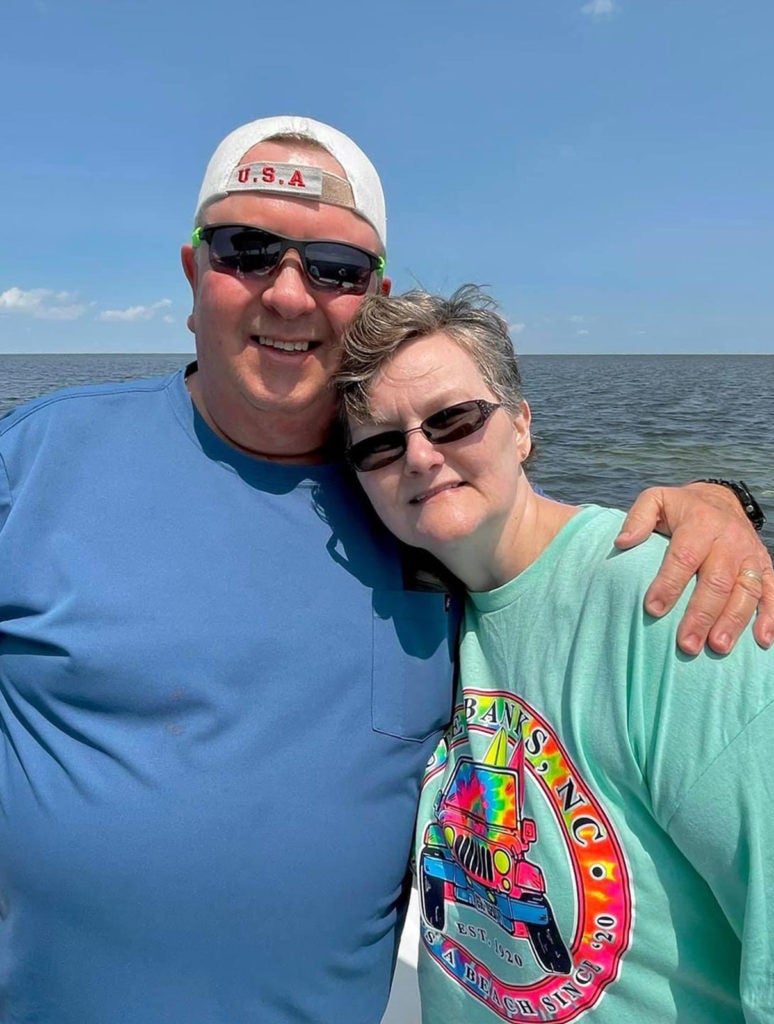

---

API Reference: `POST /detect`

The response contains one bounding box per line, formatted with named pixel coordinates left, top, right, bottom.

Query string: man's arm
left=616, top=482, right=773, bottom=655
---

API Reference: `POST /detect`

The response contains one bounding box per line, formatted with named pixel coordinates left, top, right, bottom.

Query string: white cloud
left=0, top=289, right=178, bottom=327
left=509, top=322, right=526, bottom=335
left=0, top=286, right=88, bottom=321
left=568, top=314, right=585, bottom=324
left=98, top=298, right=173, bottom=323
left=581, top=0, right=617, bottom=17
left=577, top=329, right=590, bottom=336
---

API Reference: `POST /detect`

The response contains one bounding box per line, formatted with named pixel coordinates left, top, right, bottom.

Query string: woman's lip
left=409, top=482, right=464, bottom=505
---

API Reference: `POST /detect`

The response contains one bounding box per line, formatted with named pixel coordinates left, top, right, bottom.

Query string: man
left=0, top=115, right=770, bottom=1024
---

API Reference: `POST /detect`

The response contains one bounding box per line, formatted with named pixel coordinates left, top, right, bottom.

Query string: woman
left=337, top=287, right=772, bottom=1024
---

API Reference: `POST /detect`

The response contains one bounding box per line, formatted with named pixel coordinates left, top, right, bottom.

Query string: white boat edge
left=380, top=886, right=421, bottom=1024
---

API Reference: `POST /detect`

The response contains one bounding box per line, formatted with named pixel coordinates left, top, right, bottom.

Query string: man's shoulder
left=0, top=372, right=181, bottom=441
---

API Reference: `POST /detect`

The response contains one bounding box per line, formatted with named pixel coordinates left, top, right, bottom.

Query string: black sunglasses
left=346, top=399, right=502, bottom=473
left=192, top=224, right=385, bottom=295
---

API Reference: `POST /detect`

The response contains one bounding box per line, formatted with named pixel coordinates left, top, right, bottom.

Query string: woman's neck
left=449, top=490, right=580, bottom=593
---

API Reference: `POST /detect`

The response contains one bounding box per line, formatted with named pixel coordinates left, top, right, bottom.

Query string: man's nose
left=260, top=253, right=317, bottom=318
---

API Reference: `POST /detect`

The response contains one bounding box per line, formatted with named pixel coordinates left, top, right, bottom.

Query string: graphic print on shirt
left=419, top=690, right=632, bottom=1022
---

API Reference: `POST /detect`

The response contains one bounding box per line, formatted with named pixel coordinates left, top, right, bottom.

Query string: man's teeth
left=257, top=336, right=311, bottom=352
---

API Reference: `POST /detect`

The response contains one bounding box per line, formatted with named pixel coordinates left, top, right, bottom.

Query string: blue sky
left=1, top=0, right=772, bottom=354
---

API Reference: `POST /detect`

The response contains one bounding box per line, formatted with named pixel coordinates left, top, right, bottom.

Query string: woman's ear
left=512, top=400, right=532, bottom=463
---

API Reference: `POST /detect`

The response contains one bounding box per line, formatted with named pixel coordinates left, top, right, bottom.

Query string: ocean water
left=0, top=352, right=771, bottom=552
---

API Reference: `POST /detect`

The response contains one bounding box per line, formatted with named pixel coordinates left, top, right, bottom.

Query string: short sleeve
left=666, top=698, right=774, bottom=1024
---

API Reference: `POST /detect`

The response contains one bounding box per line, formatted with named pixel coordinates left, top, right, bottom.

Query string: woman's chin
left=399, top=518, right=480, bottom=564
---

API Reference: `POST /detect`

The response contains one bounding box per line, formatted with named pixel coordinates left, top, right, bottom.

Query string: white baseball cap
left=194, top=115, right=387, bottom=251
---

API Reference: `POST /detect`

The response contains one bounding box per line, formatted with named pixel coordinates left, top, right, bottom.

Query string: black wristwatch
left=694, top=479, right=767, bottom=532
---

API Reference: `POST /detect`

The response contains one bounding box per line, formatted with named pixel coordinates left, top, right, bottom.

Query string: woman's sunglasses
left=346, top=399, right=502, bottom=473
left=192, top=224, right=385, bottom=295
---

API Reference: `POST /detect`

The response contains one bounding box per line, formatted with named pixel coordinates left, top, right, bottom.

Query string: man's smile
left=253, top=335, right=319, bottom=353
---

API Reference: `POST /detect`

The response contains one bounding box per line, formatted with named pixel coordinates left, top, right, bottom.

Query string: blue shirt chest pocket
left=371, top=590, right=457, bottom=742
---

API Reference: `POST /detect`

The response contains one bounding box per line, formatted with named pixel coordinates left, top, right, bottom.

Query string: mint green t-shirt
left=416, top=506, right=773, bottom=1024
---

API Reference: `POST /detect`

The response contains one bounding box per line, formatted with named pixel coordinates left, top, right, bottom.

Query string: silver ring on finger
left=740, top=568, right=764, bottom=583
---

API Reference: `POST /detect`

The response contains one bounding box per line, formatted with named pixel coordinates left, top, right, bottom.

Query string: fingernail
left=648, top=599, right=666, bottom=616
left=681, top=633, right=702, bottom=655
left=714, top=633, right=732, bottom=653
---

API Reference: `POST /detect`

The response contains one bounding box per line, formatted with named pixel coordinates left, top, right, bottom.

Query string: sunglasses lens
left=305, top=243, right=376, bottom=294
left=347, top=402, right=500, bottom=473
left=207, top=227, right=279, bottom=276
left=202, top=227, right=378, bottom=294
left=424, top=401, right=487, bottom=443
left=347, top=432, right=406, bottom=472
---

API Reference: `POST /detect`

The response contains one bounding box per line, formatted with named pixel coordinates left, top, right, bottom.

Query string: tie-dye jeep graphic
left=418, top=733, right=571, bottom=975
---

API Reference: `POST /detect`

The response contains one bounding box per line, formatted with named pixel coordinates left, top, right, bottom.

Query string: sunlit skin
left=348, top=333, right=578, bottom=592
left=181, top=140, right=390, bottom=462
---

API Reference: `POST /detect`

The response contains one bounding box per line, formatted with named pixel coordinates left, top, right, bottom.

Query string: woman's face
left=348, top=332, right=531, bottom=568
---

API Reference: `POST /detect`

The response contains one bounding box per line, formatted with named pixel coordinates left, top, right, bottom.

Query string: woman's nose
left=402, top=428, right=444, bottom=474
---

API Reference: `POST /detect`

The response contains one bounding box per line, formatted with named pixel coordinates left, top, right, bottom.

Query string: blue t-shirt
left=0, top=370, right=457, bottom=1024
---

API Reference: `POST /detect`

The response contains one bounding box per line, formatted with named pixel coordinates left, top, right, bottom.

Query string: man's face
left=181, top=139, right=389, bottom=453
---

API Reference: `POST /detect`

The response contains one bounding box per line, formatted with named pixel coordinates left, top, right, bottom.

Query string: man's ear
left=181, top=244, right=197, bottom=289
left=380, top=275, right=392, bottom=296
left=181, top=245, right=198, bottom=334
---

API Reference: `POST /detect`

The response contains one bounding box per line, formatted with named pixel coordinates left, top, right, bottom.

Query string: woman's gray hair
left=335, top=285, right=524, bottom=422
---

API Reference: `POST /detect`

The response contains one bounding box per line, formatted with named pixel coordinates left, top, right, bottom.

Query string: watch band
left=694, top=479, right=766, bottom=532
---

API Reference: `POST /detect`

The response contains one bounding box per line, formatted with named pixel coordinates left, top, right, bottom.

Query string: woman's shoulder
left=556, top=503, right=672, bottom=590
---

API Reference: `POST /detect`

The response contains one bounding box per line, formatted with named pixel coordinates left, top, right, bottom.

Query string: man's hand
left=616, top=482, right=773, bottom=655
